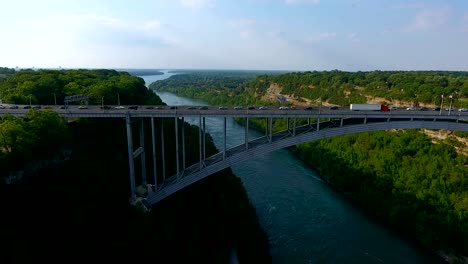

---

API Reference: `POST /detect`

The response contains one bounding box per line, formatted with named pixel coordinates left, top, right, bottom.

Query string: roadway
left=0, top=104, right=467, bottom=119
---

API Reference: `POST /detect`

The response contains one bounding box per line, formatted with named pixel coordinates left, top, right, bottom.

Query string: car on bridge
left=305, top=106, right=313, bottom=110
left=100, top=105, right=111, bottom=110
left=9, top=105, right=19, bottom=109
left=459, top=108, right=468, bottom=112
left=78, top=106, right=88, bottom=109
left=247, top=106, right=255, bottom=110
left=329, top=106, right=338, bottom=110
left=0, top=105, right=5, bottom=109
left=234, top=106, right=243, bottom=110
left=115, top=106, right=125, bottom=109
left=259, top=106, right=268, bottom=110
left=198, top=106, right=208, bottom=110
left=24, top=105, right=31, bottom=109
left=279, top=106, right=289, bottom=110
left=219, top=106, right=228, bottom=110
left=128, top=105, right=138, bottom=110
left=145, top=106, right=154, bottom=109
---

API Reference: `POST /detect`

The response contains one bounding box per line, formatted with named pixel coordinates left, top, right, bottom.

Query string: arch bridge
left=1, top=107, right=467, bottom=207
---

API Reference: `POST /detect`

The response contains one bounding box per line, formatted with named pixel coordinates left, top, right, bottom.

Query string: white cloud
left=404, top=8, right=449, bottom=32
left=180, top=0, right=215, bottom=9
left=305, top=32, right=336, bottom=43
left=285, top=0, right=320, bottom=5
left=348, top=33, right=360, bottom=43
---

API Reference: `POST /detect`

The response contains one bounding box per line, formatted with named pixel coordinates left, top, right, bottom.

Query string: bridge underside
left=143, top=117, right=468, bottom=207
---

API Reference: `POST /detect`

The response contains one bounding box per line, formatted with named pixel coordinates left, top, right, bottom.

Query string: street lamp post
left=53, top=93, right=57, bottom=105
left=117, top=93, right=120, bottom=106
left=29, top=95, right=32, bottom=107
left=448, top=95, right=453, bottom=116
left=439, top=94, right=444, bottom=116
left=101, top=96, right=104, bottom=108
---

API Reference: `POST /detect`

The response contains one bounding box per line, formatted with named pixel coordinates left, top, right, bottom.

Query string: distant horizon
left=6, top=66, right=468, bottom=73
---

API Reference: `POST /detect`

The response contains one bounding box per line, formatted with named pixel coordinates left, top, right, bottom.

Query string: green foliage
left=152, top=70, right=468, bottom=255
left=0, top=69, right=163, bottom=106
left=0, top=69, right=271, bottom=263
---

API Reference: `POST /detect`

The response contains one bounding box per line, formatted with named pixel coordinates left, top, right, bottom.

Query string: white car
left=115, top=106, right=125, bottom=109
left=0, top=105, right=5, bottom=109
left=406, top=107, right=416, bottom=111
left=259, top=106, right=268, bottom=110
left=279, top=106, right=289, bottom=110
left=458, top=108, right=468, bottom=112
left=234, top=106, right=243, bottom=110
left=78, top=106, right=88, bottom=109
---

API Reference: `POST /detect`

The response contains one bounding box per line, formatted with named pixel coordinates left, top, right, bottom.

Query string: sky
left=1, top=0, right=468, bottom=71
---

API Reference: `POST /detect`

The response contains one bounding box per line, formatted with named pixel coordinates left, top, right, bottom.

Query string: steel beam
left=125, top=115, right=136, bottom=199
left=223, top=117, right=227, bottom=160
left=175, top=117, right=180, bottom=181
left=140, top=120, right=146, bottom=186
left=182, top=117, right=186, bottom=170
left=161, top=120, right=166, bottom=181
left=151, top=118, right=157, bottom=189
left=199, top=116, right=202, bottom=171
left=245, top=117, right=249, bottom=150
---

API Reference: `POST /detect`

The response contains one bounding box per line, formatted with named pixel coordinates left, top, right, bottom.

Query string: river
left=139, top=71, right=444, bottom=264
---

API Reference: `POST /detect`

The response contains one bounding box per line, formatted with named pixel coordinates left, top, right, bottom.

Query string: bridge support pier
left=140, top=120, right=146, bottom=186
left=125, top=115, right=146, bottom=198
left=182, top=117, right=186, bottom=170
left=151, top=118, right=157, bottom=189
left=175, top=117, right=180, bottom=181
left=126, top=115, right=136, bottom=199
left=317, top=118, right=320, bottom=131
left=340, top=118, right=343, bottom=127
left=223, top=117, right=227, bottom=160
left=161, top=120, right=166, bottom=181
left=245, top=117, right=249, bottom=150
left=293, top=118, right=296, bottom=136
left=269, top=117, right=273, bottom=143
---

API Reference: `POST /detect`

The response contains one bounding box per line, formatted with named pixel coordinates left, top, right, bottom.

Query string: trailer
left=350, top=104, right=390, bottom=111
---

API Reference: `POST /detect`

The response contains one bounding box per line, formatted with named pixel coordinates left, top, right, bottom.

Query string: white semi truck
left=350, top=104, right=390, bottom=111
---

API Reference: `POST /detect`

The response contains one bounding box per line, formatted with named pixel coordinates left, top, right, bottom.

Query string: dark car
left=198, top=106, right=208, bottom=110
left=100, top=105, right=111, bottom=110
left=187, top=107, right=196, bottom=109
left=329, top=106, right=338, bottom=110
left=128, top=105, right=138, bottom=110
left=60, top=105, right=69, bottom=109
left=32, top=105, right=41, bottom=109
left=433, top=107, right=441, bottom=111
left=24, top=105, right=31, bottom=109
left=247, top=106, right=255, bottom=110
left=305, top=106, right=313, bottom=110
left=9, top=105, right=19, bottom=109
left=145, top=106, right=154, bottom=109
left=169, top=106, right=177, bottom=110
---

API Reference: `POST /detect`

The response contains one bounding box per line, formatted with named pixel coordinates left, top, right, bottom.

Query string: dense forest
left=150, top=70, right=468, bottom=108
left=150, top=70, right=468, bottom=259
left=0, top=69, right=271, bottom=263
left=0, top=68, right=162, bottom=106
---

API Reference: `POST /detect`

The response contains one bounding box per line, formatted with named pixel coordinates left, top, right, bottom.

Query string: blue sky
left=1, top=0, right=468, bottom=71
